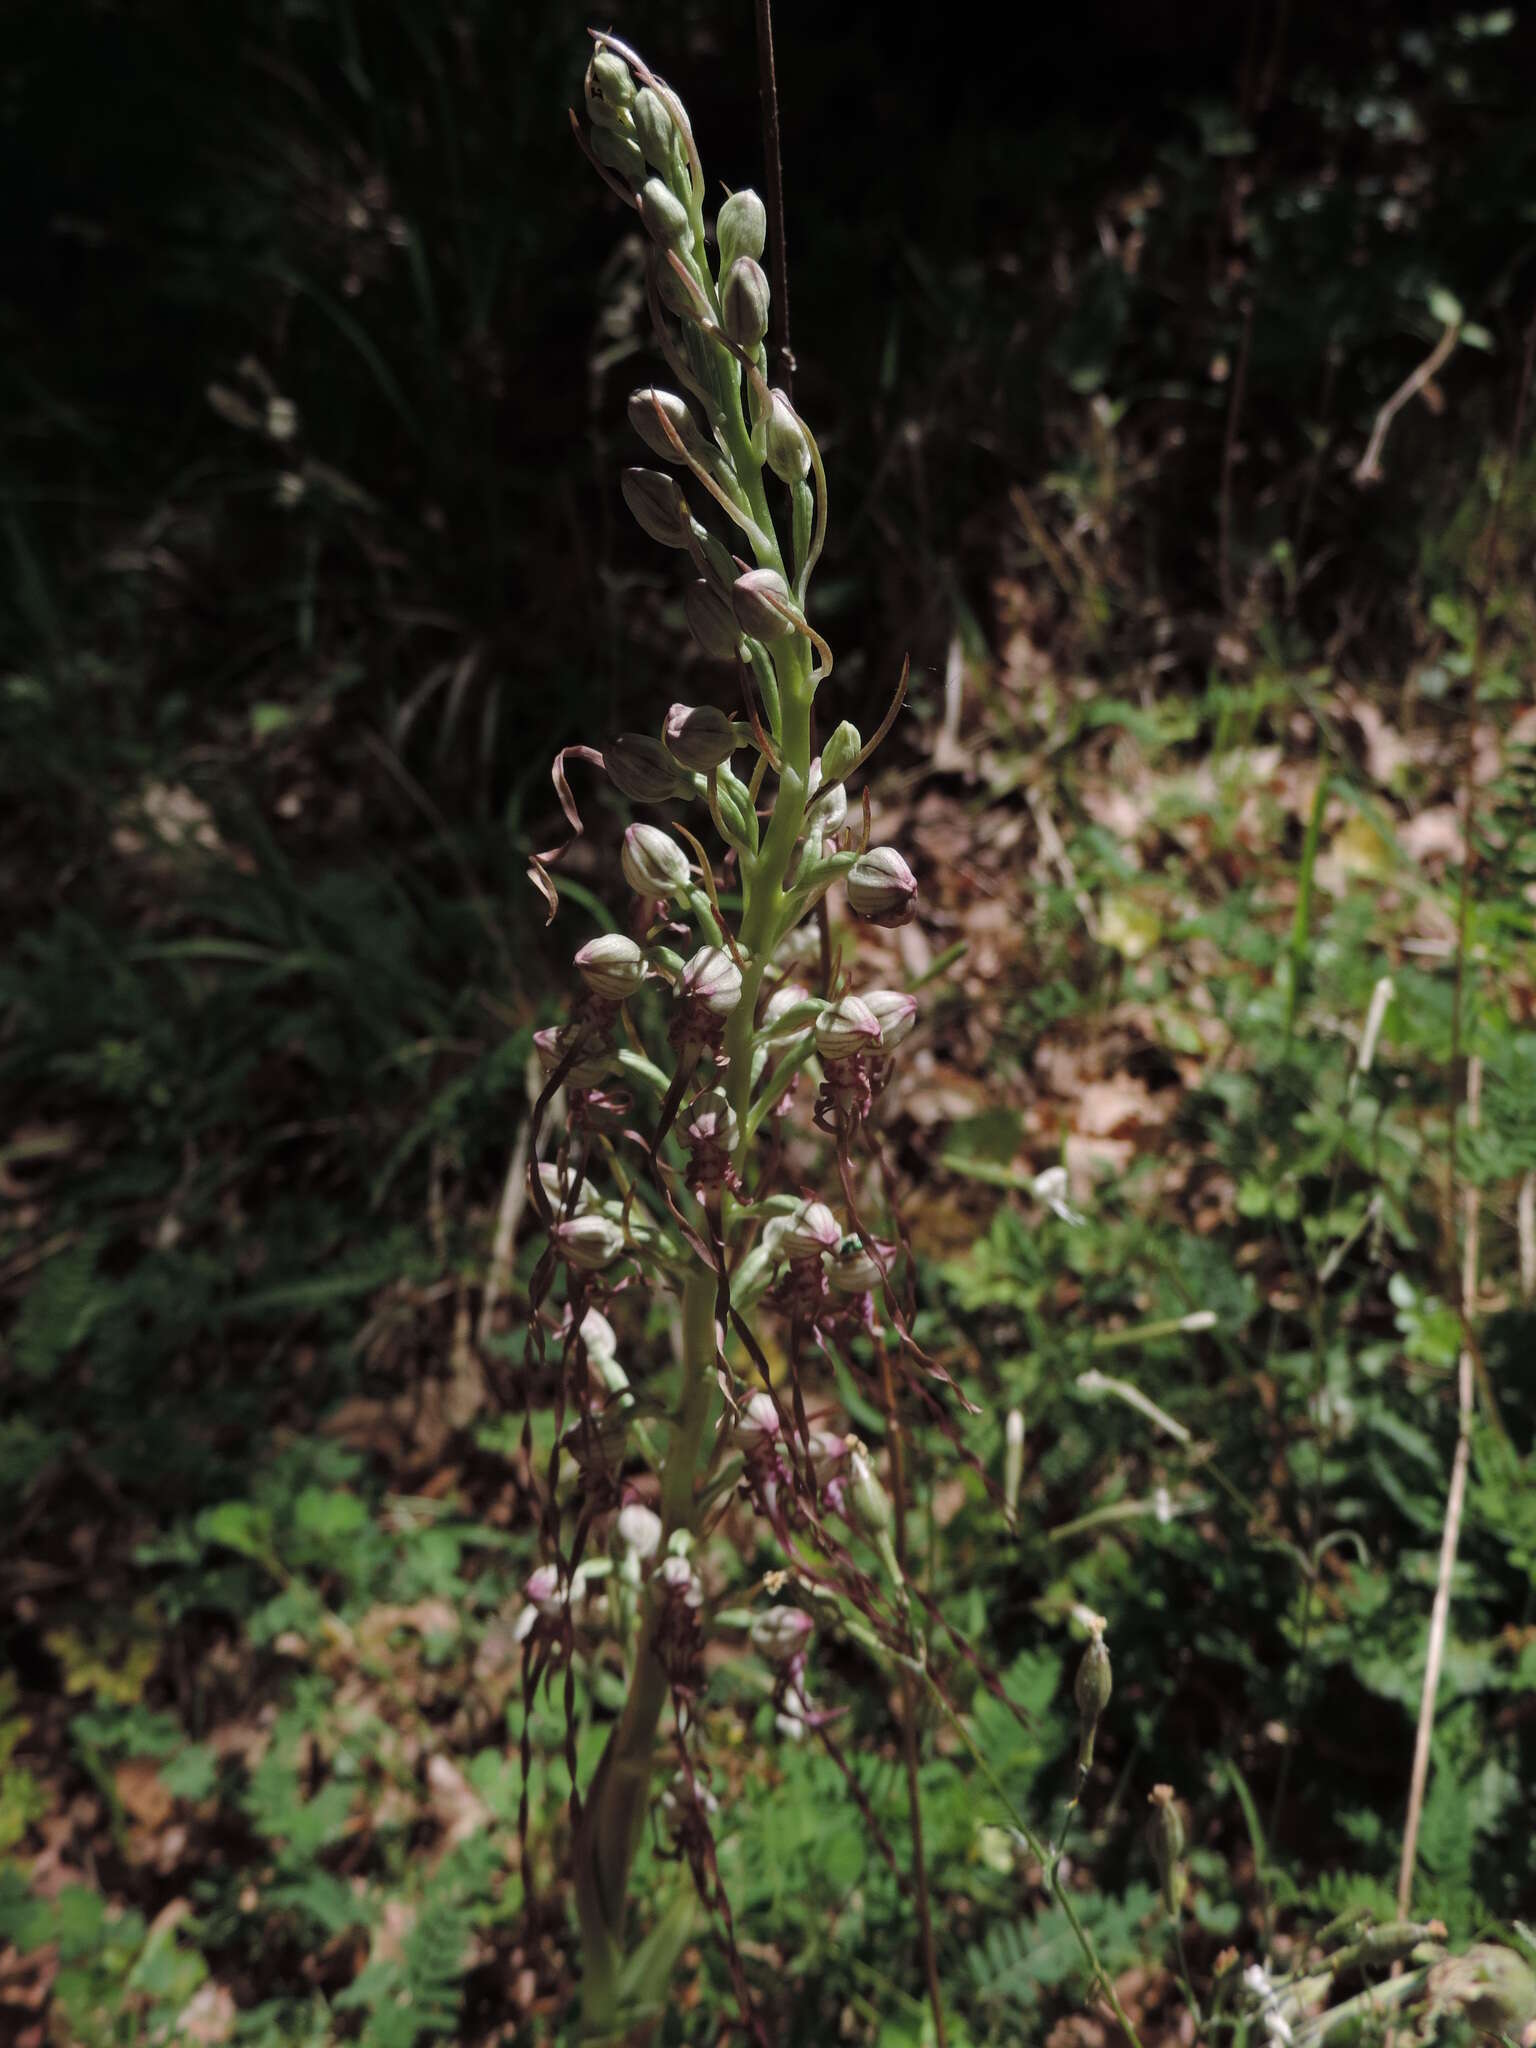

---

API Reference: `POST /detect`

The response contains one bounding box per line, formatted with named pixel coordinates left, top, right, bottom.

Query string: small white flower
left=1032, top=1166, right=1085, bottom=1227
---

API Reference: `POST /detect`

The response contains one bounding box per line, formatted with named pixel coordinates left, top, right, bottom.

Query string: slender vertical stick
left=754, top=0, right=794, bottom=398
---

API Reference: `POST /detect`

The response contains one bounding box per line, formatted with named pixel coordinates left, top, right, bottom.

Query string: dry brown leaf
left=113, top=1758, right=174, bottom=1830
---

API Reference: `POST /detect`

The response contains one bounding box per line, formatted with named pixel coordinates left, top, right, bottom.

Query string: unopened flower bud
left=578, top=1306, right=618, bottom=1363
left=683, top=579, right=741, bottom=659
left=621, top=467, right=692, bottom=549
left=574, top=933, right=648, bottom=1001
left=638, top=177, right=694, bottom=252
left=847, top=847, right=918, bottom=927
left=604, top=732, right=692, bottom=804
left=814, top=994, right=882, bottom=1064
left=627, top=387, right=707, bottom=463
left=538, top=1161, right=598, bottom=1213
left=764, top=388, right=811, bottom=483
left=631, top=87, right=677, bottom=172
left=683, top=1086, right=739, bottom=1152
left=782, top=1199, right=841, bottom=1264
left=658, top=1552, right=703, bottom=1607
left=1003, top=1407, right=1025, bottom=1523
left=588, top=49, right=635, bottom=111
left=1146, top=1785, right=1187, bottom=1914
left=803, top=760, right=847, bottom=842
left=820, top=720, right=862, bottom=784
left=553, top=1213, right=625, bottom=1272
left=760, top=982, right=813, bottom=1041
left=622, top=822, right=690, bottom=899
left=616, top=1501, right=663, bottom=1560
left=591, top=125, right=646, bottom=185
left=1074, top=1621, right=1112, bottom=1773
left=680, top=944, right=742, bottom=1016
left=664, top=701, right=738, bottom=772
left=736, top=1390, right=781, bottom=1450
left=525, top=1563, right=565, bottom=1617
left=721, top=256, right=770, bottom=347
left=827, top=1236, right=884, bottom=1298
left=808, top=1429, right=849, bottom=1481
left=863, top=988, right=918, bottom=1051
left=534, top=1024, right=611, bottom=1088
left=717, top=188, right=767, bottom=269
left=750, top=1606, right=814, bottom=1659
left=847, top=1439, right=893, bottom=1541
left=730, top=567, right=798, bottom=642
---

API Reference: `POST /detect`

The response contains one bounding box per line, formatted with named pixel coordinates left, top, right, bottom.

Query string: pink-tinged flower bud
left=627, top=387, right=707, bottom=463
left=534, top=1024, right=611, bottom=1088
left=621, top=467, right=692, bottom=549
left=736, top=1390, right=781, bottom=1450
left=814, top=995, right=882, bottom=1064
left=637, top=176, right=694, bottom=252
left=591, top=125, right=646, bottom=185
left=622, top=822, right=690, bottom=900
left=721, top=255, right=770, bottom=347
left=827, top=1236, right=884, bottom=1297
left=846, top=1439, right=893, bottom=1541
left=808, top=1429, right=849, bottom=1482
left=553, top=1213, right=625, bottom=1272
left=683, top=579, right=741, bottom=659
left=680, top=944, right=742, bottom=1016
left=604, top=732, right=692, bottom=804
left=764, top=388, right=811, bottom=483
left=802, top=759, right=847, bottom=843
left=631, top=87, right=677, bottom=173
left=847, top=847, right=918, bottom=927
left=585, top=49, right=636, bottom=126
left=663, top=701, right=738, bottom=772
left=863, top=988, right=918, bottom=1051
left=729, top=567, right=798, bottom=642
left=717, top=188, right=766, bottom=270
left=574, top=933, right=648, bottom=1001
left=683, top=1086, right=739, bottom=1153
left=537, top=1161, right=598, bottom=1213
left=525, top=1563, right=565, bottom=1615
left=760, top=982, right=813, bottom=1041
left=616, top=1502, right=662, bottom=1560
left=782, top=1199, right=841, bottom=1264
left=749, top=1606, right=814, bottom=1658
left=658, top=1553, right=703, bottom=1606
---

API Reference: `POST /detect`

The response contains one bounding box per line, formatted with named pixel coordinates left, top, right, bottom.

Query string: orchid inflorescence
left=514, top=33, right=1078, bottom=2042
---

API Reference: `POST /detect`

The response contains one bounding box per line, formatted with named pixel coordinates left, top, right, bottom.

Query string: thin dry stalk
left=1354, top=320, right=1461, bottom=486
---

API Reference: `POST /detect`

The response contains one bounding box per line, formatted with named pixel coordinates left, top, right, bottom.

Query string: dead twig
left=1354, top=320, right=1460, bottom=487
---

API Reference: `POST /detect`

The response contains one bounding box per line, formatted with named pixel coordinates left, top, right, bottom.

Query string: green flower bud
left=730, top=567, right=797, bottom=642
left=820, top=719, right=862, bottom=784
left=631, top=86, right=677, bottom=173
left=621, top=466, right=692, bottom=549
left=814, top=994, right=882, bottom=1064
left=664, top=701, right=737, bottom=772
left=553, top=1213, right=625, bottom=1272
left=622, top=822, right=690, bottom=899
left=721, top=256, right=771, bottom=347
left=638, top=177, right=694, bottom=252
left=717, top=188, right=767, bottom=270
left=680, top=944, right=743, bottom=1017
left=1074, top=1622, right=1112, bottom=1773
left=627, top=387, right=708, bottom=463
left=711, top=764, right=758, bottom=854
left=604, top=732, right=692, bottom=803
left=847, top=846, right=918, bottom=927
left=803, top=760, right=847, bottom=842
left=1146, top=1785, right=1187, bottom=1915
left=574, top=933, right=648, bottom=1002
left=590, top=124, right=646, bottom=186
left=863, top=988, right=918, bottom=1050
left=764, top=388, right=811, bottom=483
left=846, top=1438, right=894, bottom=1540
left=587, top=49, right=636, bottom=122
left=683, top=579, right=741, bottom=659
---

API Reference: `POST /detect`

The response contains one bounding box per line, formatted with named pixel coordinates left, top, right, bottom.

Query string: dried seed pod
left=820, top=719, right=862, bottom=784
left=814, top=995, right=882, bottom=1064
left=679, top=944, right=743, bottom=1017
left=622, top=822, right=690, bottom=899
left=621, top=466, right=692, bottom=549
left=764, top=388, right=811, bottom=483
left=847, top=846, right=918, bottom=927
left=663, top=701, right=738, bottom=772
left=631, top=86, right=677, bottom=173
left=1146, top=1784, right=1187, bottom=1915
left=604, top=732, right=692, bottom=804
left=627, top=386, right=708, bottom=463
left=782, top=1199, right=841, bottom=1264
left=729, top=567, right=798, bottom=642
left=862, top=988, right=919, bottom=1051
left=721, top=255, right=771, bottom=347
left=637, top=176, right=694, bottom=252
left=574, top=933, right=648, bottom=1001
left=683, top=579, right=741, bottom=659
left=827, top=1236, right=884, bottom=1297
left=616, top=1502, right=662, bottom=1560
left=591, top=125, right=646, bottom=185
left=749, top=1606, right=813, bottom=1658
left=846, top=1439, right=893, bottom=1540
left=553, top=1213, right=625, bottom=1272
left=717, top=187, right=767, bottom=269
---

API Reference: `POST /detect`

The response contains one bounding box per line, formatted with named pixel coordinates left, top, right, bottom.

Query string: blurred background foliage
left=3, top=1, right=1536, bottom=2043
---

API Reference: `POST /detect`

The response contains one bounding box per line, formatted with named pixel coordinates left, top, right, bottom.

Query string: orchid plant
left=518, top=32, right=1132, bottom=2045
